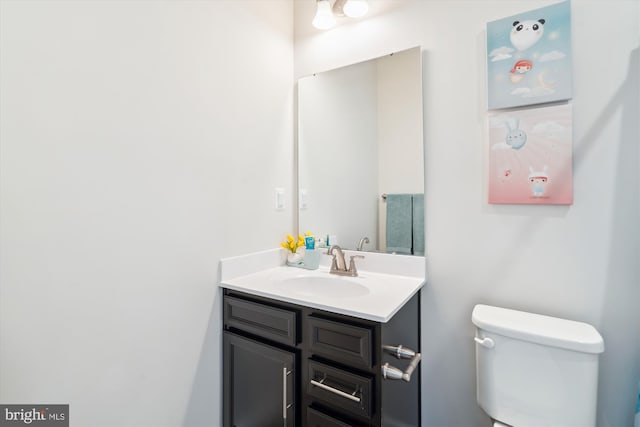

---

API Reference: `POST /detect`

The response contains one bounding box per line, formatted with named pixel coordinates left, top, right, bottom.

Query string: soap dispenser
left=302, top=235, right=320, bottom=269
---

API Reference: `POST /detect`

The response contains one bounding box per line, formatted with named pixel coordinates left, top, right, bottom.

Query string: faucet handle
left=347, top=255, right=364, bottom=276
left=325, top=245, right=340, bottom=256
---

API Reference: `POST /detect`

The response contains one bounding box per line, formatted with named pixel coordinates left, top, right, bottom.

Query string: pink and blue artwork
left=486, top=1, right=572, bottom=110
left=488, top=103, right=572, bottom=205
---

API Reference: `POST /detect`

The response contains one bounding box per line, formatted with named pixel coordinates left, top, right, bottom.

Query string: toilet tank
left=472, top=304, right=604, bottom=427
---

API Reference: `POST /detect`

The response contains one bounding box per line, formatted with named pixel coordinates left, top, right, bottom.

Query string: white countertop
left=219, top=248, right=426, bottom=323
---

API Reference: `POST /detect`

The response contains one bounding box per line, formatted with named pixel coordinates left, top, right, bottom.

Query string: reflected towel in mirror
left=412, top=193, right=424, bottom=256
left=385, top=194, right=413, bottom=255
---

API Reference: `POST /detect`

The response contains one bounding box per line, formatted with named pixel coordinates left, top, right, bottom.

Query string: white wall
left=0, top=1, right=293, bottom=426
left=295, top=1, right=639, bottom=426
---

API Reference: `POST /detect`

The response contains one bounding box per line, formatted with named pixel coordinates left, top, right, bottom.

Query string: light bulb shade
left=313, top=0, right=336, bottom=30
left=343, top=0, right=369, bottom=18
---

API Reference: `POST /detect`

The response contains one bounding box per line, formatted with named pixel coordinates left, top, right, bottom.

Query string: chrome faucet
left=327, top=245, right=347, bottom=271
left=326, top=245, right=364, bottom=277
left=357, top=236, right=370, bottom=251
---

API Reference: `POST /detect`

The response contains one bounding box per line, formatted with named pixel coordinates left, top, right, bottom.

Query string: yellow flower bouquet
left=281, top=234, right=305, bottom=253
left=281, top=232, right=319, bottom=269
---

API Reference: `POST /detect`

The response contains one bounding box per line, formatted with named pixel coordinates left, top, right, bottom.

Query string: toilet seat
left=493, top=421, right=511, bottom=427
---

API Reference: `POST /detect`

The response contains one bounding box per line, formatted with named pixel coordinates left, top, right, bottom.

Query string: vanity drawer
left=308, top=315, right=373, bottom=369
left=307, top=360, right=374, bottom=419
left=224, top=296, right=298, bottom=346
left=307, top=406, right=363, bottom=427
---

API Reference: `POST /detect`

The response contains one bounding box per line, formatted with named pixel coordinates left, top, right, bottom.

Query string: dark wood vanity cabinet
left=222, top=289, right=421, bottom=427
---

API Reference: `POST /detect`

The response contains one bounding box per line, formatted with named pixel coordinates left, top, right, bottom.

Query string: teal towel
left=636, top=382, right=640, bottom=427
left=635, top=382, right=640, bottom=425
left=386, top=194, right=413, bottom=255
left=412, top=193, right=424, bottom=256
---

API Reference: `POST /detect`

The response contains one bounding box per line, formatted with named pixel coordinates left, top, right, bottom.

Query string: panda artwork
left=507, top=19, right=544, bottom=83
left=510, top=19, right=545, bottom=51
left=486, top=1, right=572, bottom=109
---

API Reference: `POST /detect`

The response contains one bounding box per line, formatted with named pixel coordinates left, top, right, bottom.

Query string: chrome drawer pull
left=310, top=379, right=361, bottom=403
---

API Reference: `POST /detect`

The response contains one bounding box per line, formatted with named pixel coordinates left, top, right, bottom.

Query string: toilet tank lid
left=472, top=305, right=604, bottom=354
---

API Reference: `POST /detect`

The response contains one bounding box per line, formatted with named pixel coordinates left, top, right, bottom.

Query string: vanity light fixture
left=313, top=0, right=369, bottom=30
left=341, top=0, right=369, bottom=18
left=312, top=0, right=336, bottom=30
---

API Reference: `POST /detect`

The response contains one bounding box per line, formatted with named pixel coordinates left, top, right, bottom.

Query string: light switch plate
left=299, top=189, right=308, bottom=210
left=275, top=188, right=285, bottom=210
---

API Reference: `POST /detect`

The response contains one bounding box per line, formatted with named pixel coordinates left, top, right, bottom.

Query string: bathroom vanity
left=220, top=249, right=425, bottom=427
left=220, top=44, right=428, bottom=426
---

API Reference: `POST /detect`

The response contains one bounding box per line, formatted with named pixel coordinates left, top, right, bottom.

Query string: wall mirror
left=297, top=46, right=424, bottom=255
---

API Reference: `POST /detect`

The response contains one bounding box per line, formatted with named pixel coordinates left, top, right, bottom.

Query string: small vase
left=287, top=252, right=303, bottom=264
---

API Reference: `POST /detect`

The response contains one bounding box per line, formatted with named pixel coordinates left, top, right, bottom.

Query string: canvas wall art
left=486, top=1, right=572, bottom=110
left=488, top=103, right=572, bottom=205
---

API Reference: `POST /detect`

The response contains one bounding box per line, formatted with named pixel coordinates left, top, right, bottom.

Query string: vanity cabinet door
left=224, top=332, right=296, bottom=427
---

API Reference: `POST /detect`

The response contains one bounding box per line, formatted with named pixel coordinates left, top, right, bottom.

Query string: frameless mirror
left=297, top=46, right=424, bottom=254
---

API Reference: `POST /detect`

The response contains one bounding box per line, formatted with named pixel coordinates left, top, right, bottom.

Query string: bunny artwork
left=505, top=118, right=527, bottom=150
left=528, top=166, right=549, bottom=197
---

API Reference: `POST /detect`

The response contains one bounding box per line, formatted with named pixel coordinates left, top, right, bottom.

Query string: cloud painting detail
left=486, top=1, right=572, bottom=110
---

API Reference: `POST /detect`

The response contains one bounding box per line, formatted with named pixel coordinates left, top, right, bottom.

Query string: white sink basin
left=220, top=249, right=426, bottom=322
left=278, top=275, right=369, bottom=298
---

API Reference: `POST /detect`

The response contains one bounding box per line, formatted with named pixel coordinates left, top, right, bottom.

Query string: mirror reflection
left=298, top=47, right=424, bottom=255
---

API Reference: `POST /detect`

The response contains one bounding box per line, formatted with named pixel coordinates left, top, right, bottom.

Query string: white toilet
left=472, top=304, right=605, bottom=427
